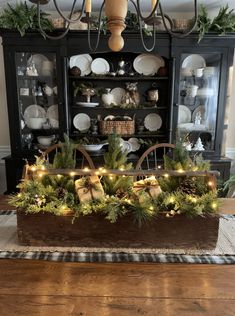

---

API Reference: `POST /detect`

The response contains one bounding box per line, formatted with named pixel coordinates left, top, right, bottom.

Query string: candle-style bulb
left=85, top=0, right=92, bottom=13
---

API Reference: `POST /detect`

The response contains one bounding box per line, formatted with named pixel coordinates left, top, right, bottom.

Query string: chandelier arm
left=159, top=0, right=198, bottom=38
left=52, top=0, right=86, bottom=23
left=87, top=1, right=105, bottom=52
left=136, top=0, right=159, bottom=22
left=130, top=0, right=156, bottom=52
left=37, top=1, right=71, bottom=40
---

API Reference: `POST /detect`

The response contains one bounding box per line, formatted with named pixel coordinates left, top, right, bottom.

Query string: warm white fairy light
left=95, top=171, right=100, bottom=175
left=157, top=165, right=162, bottom=169
left=83, top=167, right=90, bottom=172
left=38, top=173, right=43, bottom=178
left=70, top=172, right=75, bottom=177
left=31, top=167, right=36, bottom=172
left=212, top=202, right=217, bottom=209
left=101, top=168, right=107, bottom=173
left=17, top=193, right=22, bottom=197
left=177, top=168, right=184, bottom=173
left=149, top=206, right=154, bottom=211
left=119, top=167, right=124, bottom=171
left=57, top=174, right=62, bottom=178
left=208, top=181, right=214, bottom=187
left=109, top=176, right=113, bottom=180
left=164, top=173, right=169, bottom=178
left=169, top=197, right=175, bottom=203
left=41, top=166, right=46, bottom=171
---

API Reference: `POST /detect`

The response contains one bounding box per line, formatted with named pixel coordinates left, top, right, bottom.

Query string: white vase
left=102, top=89, right=114, bottom=107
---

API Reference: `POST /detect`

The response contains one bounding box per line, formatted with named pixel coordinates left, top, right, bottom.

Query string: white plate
left=69, top=54, right=92, bottom=76
left=27, top=54, right=49, bottom=76
left=24, top=104, right=46, bottom=121
left=91, top=58, right=110, bottom=75
left=178, top=123, right=206, bottom=131
left=128, top=138, right=140, bottom=152
left=192, top=105, right=206, bottom=123
left=73, top=113, right=91, bottom=131
left=133, top=53, right=165, bottom=76
left=182, top=54, right=206, bottom=69
left=144, top=113, right=162, bottom=131
left=46, top=104, right=58, bottom=120
left=111, top=87, right=126, bottom=105
left=178, top=105, right=191, bottom=124
left=76, top=102, right=99, bottom=107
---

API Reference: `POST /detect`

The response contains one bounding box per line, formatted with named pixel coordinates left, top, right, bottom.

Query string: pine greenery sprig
left=0, top=1, right=53, bottom=37
left=102, top=134, right=133, bottom=195
left=197, top=4, right=235, bottom=42
left=53, top=134, right=77, bottom=169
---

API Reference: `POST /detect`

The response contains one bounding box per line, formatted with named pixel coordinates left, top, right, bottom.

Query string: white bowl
left=197, top=88, right=214, bottom=97
left=37, top=135, right=55, bottom=146
left=83, top=144, right=106, bottom=152
left=27, top=117, right=46, bottom=129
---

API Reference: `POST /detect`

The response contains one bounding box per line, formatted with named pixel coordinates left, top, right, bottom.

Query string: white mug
left=186, top=85, right=198, bottom=97
left=194, top=68, right=204, bottom=78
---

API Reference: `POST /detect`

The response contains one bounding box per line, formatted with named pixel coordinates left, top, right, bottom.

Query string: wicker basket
left=99, top=120, right=135, bottom=135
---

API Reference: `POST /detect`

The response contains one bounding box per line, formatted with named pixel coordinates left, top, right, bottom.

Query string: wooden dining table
left=0, top=195, right=235, bottom=316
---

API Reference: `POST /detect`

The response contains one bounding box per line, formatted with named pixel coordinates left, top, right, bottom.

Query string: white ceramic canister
left=101, top=88, right=114, bottom=106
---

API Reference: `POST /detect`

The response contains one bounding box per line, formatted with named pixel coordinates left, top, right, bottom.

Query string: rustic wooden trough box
left=17, top=210, right=219, bottom=249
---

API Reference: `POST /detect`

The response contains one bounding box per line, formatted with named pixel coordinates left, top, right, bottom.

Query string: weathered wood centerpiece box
left=12, top=139, right=220, bottom=250
left=17, top=211, right=219, bottom=249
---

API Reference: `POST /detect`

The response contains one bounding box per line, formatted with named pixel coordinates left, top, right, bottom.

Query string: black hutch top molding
left=1, top=30, right=235, bottom=192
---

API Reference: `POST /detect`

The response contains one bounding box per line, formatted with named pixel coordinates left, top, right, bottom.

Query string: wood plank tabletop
left=0, top=195, right=235, bottom=315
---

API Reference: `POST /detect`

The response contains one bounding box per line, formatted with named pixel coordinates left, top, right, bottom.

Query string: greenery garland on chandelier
left=9, top=134, right=218, bottom=226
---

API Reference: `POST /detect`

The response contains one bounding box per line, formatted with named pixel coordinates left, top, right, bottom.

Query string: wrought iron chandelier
left=29, top=0, right=198, bottom=52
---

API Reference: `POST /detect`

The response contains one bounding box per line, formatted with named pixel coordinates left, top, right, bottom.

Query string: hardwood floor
left=0, top=196, right=235, bottom=315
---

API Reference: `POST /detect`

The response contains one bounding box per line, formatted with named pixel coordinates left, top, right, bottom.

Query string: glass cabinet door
left=177, top=53, right=221, bottom=152
left=15, top=52, right=59, bottom=151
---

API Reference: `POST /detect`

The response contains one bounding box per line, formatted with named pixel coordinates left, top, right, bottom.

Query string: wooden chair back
left=135, top=143, right=176, bottom=172
left=42, top=143, right=95, bottom=170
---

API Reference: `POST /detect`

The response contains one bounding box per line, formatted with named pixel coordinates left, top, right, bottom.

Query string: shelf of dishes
left=21, top=133, right=59, bottom=151
left=20, top=104, right=59, bottom=130
left=72, top=113, right=163, bottom=135
left=69, top=53, right=167, bottom=77
left=72, top=105, right=168, bottom=110
left=69, top=76, right=168, bottom=80
left=16, top=53, right=56, bottom=77
left=72, top=133, right=167, bottom=138
left=177, top=104, right=212, bottom=133
left=72, top=84, right=162, bottom=108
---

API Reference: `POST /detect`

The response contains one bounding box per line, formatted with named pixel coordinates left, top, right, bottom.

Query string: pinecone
left=177, top=177, right=197, bottom=195
left=56, top=187, right=66, bottom=198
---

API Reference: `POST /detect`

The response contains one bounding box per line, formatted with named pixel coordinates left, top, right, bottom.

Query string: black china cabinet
left=1, top=30, right=234, bottom=192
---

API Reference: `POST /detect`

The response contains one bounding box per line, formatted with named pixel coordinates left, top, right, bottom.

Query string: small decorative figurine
left=193, top=137, right=205, bottom=151
left=121, top=82, right=140, bottom=106
left=194, top=111, right=202, bottom=125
